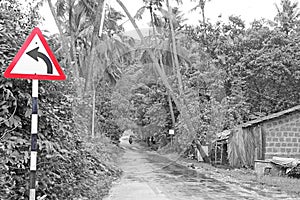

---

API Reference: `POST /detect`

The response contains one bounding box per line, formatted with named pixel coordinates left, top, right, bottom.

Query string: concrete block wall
left=264, top=111, right=300, bottom=159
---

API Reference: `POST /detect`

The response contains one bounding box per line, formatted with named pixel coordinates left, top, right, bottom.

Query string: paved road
left=104, top=139, right=297, bottom=200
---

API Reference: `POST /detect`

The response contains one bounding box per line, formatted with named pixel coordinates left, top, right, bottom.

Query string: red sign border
left=4, top=27, right=66, bottom=80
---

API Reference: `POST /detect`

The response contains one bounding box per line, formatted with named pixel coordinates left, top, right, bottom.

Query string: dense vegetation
left=0, top=0, right=122, bottom=199
left=1, top=0, right=300, bottom=199
left=121, top=0, right=300, bottom=150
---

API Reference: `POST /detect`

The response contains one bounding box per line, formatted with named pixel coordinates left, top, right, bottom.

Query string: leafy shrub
left=0, top=1, right=122, bottom=199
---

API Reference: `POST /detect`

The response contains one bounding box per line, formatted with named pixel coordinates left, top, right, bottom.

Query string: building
left=216, top=105, right=300, bottom=168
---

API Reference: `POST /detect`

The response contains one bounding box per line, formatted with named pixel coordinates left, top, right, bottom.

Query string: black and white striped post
left=29, top=79, right=38, bottom=200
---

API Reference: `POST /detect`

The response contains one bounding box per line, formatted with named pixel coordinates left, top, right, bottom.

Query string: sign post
left=29, top=79, right=38, bottom=200
left=4, top=27, right=66, bottom=200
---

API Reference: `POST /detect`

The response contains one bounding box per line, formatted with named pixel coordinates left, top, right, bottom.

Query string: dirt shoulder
left=162, top=152, right=300, bottom=198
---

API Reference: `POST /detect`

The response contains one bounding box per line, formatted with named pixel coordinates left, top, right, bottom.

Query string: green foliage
left=0, top=1, right=122, bottom=199
left=51, top=0, right=127, bottom=92
left=274, top=0, right=300, bottom=34
left=130, top=82, right=176, bottom=140
left=185, top=10, right=300, bottom=136
left=243, top=27, right=300, bottom=112
left=0, top=80, right=121, bottom=200
left=0, top=1, right=38, bottom=74
left=113, top=0, right=300, bottom=155
left=0, top=3, right=39, bottom=197
left=95, top=83, right=124, bottom=144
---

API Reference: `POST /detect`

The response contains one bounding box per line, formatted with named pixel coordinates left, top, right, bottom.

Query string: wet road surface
left=104, top=139, right=298, bottom=200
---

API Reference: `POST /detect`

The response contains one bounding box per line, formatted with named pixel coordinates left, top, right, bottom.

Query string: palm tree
left=47, top=0, right=129, bottom=138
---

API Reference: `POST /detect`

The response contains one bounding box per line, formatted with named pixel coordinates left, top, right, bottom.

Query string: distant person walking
left=129, top=135, right=133, bottom=144
left=150, top=136, right=156, bottom=145
left=147, top=136, right=151, bottom=146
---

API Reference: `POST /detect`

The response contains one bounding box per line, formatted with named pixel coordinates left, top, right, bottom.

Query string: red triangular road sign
left=4, top=27, right=66, bottom=80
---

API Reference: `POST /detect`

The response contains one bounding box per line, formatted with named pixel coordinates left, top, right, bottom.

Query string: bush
left=0, top=1, right=122, bottom=199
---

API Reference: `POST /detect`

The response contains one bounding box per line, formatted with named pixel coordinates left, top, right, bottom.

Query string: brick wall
left=264, top=111, right=300, bottom=159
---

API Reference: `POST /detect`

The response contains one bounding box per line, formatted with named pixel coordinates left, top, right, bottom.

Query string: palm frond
left=134, top=6, right=146, bottom=20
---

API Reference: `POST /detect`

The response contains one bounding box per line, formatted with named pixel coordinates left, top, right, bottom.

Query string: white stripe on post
left=29, top=189, right=36, bottom=200
left=32, top=79, right=38, bottom=97
left=30, top=151, right=37, bottom=171
left=31, top=114, right=38, bottom=133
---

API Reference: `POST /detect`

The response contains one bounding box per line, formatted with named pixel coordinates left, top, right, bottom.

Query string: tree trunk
left=166, top=0, right=209, bottom=161
left=168, top=93, right=175, bottom=127
left=84, top=0, right=105, bottom=92
left=195, top=141, right=209, bottom=163
left=68, top=0, right=80, bottom=87
left=200, top=0, right=207, bottom=40
left=91, top=88, right=96, bottom=138
left=159, top=54, right=175, bottom=127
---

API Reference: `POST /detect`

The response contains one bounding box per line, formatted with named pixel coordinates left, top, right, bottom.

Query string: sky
left=38, top=0, right=293, bottom=34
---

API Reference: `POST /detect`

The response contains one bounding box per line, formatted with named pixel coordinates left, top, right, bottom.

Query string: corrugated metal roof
left=241, top=105, right=300, bottom=128
left=215, top=130, right=231, bottom=141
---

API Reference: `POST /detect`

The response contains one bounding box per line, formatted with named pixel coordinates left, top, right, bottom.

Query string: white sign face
left=10, top=35, right=59, bottom=76
left=169, top=129, right=174, bottom=135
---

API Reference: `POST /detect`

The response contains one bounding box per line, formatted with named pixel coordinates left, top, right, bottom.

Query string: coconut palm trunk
left=166, top=0, right=209, bottom=161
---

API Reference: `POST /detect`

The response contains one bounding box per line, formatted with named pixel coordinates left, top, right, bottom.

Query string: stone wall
left=263, top=111, right=300, bottom=159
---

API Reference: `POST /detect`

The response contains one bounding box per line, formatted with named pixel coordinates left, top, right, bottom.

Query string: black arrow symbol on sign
left=26, top=47, right=53, bottom=74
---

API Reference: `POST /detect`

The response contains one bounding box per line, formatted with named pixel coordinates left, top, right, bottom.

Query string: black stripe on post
left=29, top=171, right=36, bottom=188
left=31, top=134, right=37, bottom=151
left=32, top=97, right=38, bottom=114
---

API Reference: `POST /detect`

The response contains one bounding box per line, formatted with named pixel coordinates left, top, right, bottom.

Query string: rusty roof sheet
left=241, top=105, right=300, bottom=128
left=215, top=130, right=231, bottom=141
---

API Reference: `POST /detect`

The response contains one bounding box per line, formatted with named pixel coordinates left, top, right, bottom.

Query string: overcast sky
left=39, top=0, right=293, bottom=34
